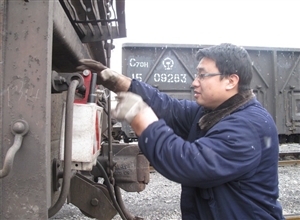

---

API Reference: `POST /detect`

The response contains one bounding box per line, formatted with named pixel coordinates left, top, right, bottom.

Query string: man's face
left=192, top=57, right=234, bottom=109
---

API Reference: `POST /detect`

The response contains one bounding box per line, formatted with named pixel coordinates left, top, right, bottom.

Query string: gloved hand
left=112, top=92, right=159, bottom=136
left=111, top=92, right=150, bottom=124
left=77, top=59, right=131, bottom=93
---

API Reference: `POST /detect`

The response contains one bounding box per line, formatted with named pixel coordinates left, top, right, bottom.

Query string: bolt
left=82, top=69, right=91, bottom=76
left=12, top=122, right=26, bottom=134
left=290, top=85, right=295, bottom=90
left=11, top=120, right=29, bottom=136
left=90, top=198, right=99, bottom=206
left=54, top=76, right=66, bottom=84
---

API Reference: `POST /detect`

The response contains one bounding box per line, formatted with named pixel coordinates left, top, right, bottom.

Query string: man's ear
left=225, top=74, right=239, bottom=90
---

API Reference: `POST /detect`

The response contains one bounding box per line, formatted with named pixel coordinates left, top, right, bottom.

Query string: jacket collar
left=198, top=90, right=255, bottom=131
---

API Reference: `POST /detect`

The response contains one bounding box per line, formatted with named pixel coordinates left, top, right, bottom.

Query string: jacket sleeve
left=129, top=79, right=199, bottom=139
left=138, top=114, right=262, bottom=188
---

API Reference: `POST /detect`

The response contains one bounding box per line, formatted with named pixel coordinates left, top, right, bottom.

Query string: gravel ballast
left=51, top=164, right=300, bottom=220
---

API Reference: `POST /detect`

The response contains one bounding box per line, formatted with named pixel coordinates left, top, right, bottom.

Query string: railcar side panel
left=122, top=43, right=300, bottom=139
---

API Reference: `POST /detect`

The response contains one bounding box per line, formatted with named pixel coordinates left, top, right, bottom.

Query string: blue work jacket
left=129, top=79, right=284, bottom=220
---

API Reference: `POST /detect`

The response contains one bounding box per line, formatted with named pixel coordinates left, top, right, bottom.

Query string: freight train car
left=121, top=43, right=300, bottom=143
left=0, top=1, right=150, bottom=220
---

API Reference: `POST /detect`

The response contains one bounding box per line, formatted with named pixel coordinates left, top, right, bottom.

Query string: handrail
left=0, top=120, right=29, bottom=178
left=48, top=79, right=79, bottom=218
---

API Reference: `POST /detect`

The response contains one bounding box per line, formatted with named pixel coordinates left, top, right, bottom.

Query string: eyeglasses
left=195, top=73, right=222, bottom=80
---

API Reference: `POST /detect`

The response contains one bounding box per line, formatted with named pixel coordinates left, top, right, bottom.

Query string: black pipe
left=87, top=72, right=97, bottom=103
left=48, top=79, right=79, bottom=218
left=96, top=161, right=127, bottom=220
left=105, top=41, right=114, bottom=187
left=115, top=186, right=142, bottom=220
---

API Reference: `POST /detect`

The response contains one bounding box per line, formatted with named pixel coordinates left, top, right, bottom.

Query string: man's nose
left=192, top=78, right=199, bottom=88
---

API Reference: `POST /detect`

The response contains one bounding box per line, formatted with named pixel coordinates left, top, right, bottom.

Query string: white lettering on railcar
left=153, top=73, right=187, bottom=83
left=129, top=58, right=149, bottom=68
left=131, top=73, right=143, bottom=81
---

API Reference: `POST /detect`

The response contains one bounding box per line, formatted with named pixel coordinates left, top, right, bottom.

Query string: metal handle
left=0, top=119, right=29, bottom=178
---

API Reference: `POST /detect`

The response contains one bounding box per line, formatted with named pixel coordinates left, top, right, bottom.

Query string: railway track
left=279, top=151, right=300, bottom=166
left=285, top=214, right=300, bottom=220
left=279, top=160, right=300, bottom=166
left=279, top=144, right=300, bottom=166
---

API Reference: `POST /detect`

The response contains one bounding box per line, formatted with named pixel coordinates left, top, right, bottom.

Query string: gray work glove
left=77, top=59, right=131, bottom=93
left=111, top=92, right=150, bottom=124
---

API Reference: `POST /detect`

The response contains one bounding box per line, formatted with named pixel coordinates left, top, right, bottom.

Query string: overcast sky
left=111, top=0, right=300, bottom=71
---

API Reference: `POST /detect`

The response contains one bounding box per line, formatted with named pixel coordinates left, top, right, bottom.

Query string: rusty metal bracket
left=52, top=158, right=63, bottom=191
left=0, top=120, right=29, bottom=178
left=69, top=173, right=117, bottom=220
left=96, top=143, right=150, bottom=193
left=51, top=71, right=85, bottom=94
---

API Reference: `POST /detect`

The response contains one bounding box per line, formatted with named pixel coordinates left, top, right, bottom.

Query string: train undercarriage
left=0, top=1, right=149, bottom=219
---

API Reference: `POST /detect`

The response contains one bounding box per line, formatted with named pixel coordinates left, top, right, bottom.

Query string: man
left=77, top=43, right=284, bottom=219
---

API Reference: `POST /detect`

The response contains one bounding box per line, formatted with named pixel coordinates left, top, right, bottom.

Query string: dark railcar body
left=122, top=43, right=300, bottom=142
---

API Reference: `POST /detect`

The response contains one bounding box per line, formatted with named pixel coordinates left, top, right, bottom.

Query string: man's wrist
left=130, top=107, right=158, bottom=136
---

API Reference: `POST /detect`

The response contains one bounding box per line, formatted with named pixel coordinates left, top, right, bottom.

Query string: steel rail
left=285, top=214, right=300, bottom=220
left=278, top=160, right=300, bottom=166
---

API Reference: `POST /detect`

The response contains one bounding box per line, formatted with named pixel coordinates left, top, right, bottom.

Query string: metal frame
left=0, top=1, right=53, bottom=218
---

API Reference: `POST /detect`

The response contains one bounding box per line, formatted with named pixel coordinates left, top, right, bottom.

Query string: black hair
left=196, top=43, right=253, bottom=92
